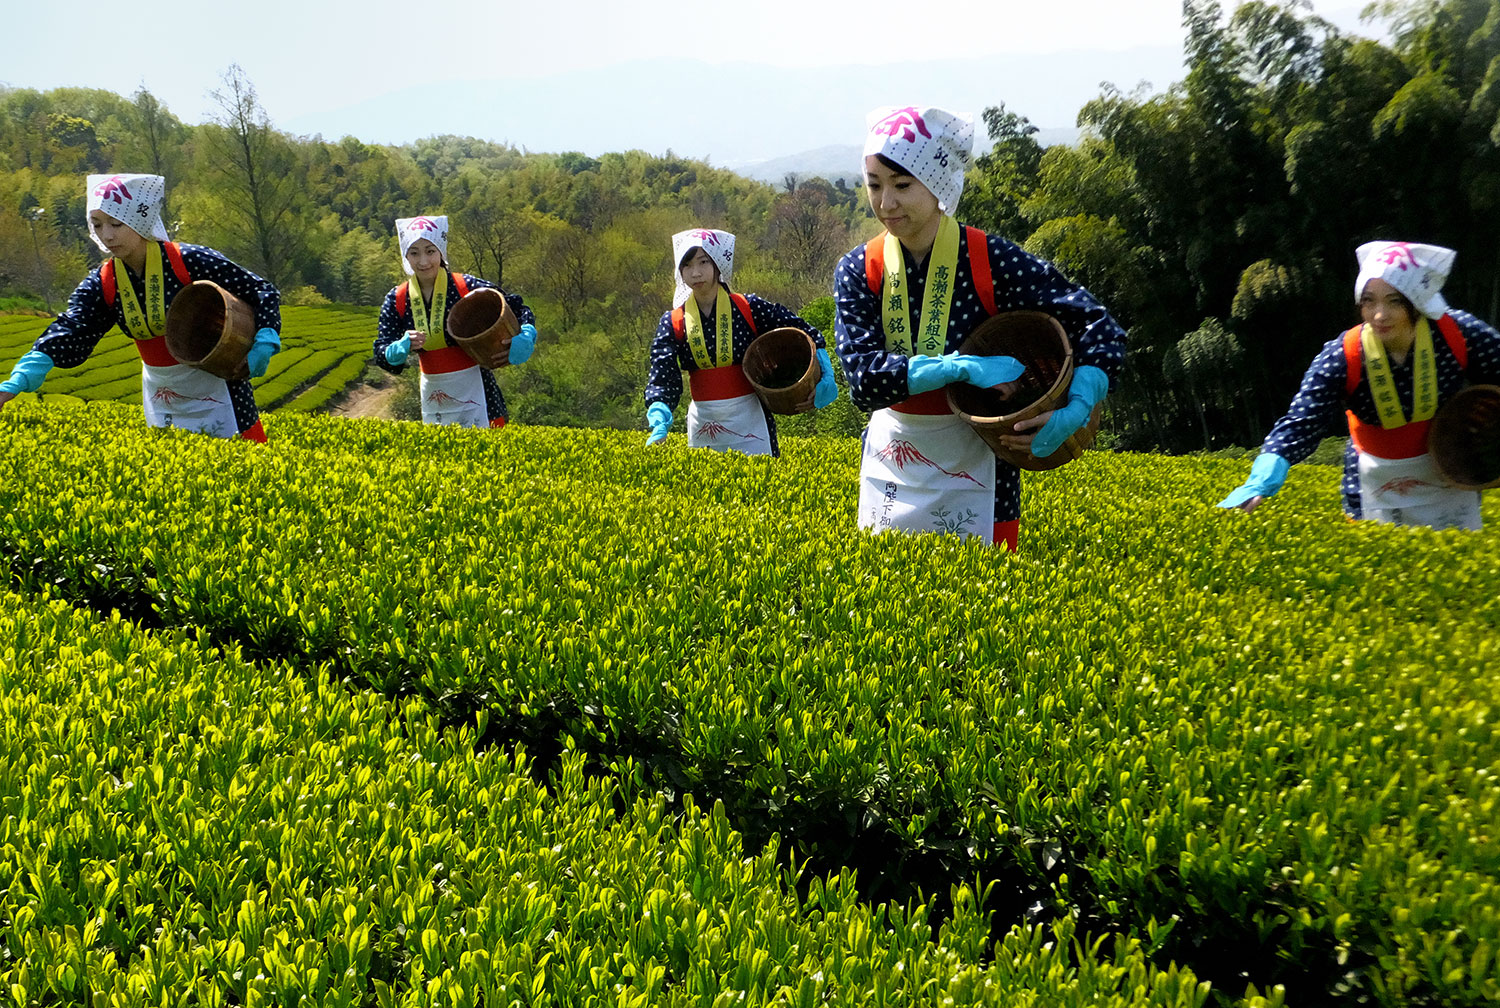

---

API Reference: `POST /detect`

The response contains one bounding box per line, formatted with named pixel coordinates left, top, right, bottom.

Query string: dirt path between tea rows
left=329, top=381, right=400, bottom=420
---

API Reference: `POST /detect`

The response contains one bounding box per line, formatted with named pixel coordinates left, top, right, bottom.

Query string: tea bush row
left=0, top=401, right=1494, bottom=1005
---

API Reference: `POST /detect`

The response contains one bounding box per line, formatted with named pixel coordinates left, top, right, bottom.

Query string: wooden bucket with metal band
left=945, top=310, right=1101, bottom=471
left=163, top=280, right=255, bottom=381
left=1430, top=384, right=1500, bottom=489
left=446, top=287, right=519, bottom=369
left=742, top=327, right=818, bottom=414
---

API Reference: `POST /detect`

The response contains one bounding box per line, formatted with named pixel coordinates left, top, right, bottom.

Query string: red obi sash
left=688, top=365, right=754, bottom=401
left=890, top=389, right=955, bottom=415
left=133, top=335, right=179, bottom=367
left=417, top=346, right=476, bottom=374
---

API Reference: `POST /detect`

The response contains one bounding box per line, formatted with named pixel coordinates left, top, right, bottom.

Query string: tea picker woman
left=833, top=106, right=1126, bottom=550
left=643, top=228, right=837, bottom=456
left=1218, top=241, right=1500, bottom=530
left=374, top=215, right=537, bottom=428
left=0, top=173, right=281, bottom=439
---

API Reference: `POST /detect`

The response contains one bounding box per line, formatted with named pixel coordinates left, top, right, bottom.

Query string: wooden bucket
left=742, top=327, right=818, bottom=414
left=1430, top=384, right=1500, bottom=489
left=446, top=287, right=519, bottom=369
left=945, top=311, right=1101, bottom=471
left=163, top=280, right=255, bottom=381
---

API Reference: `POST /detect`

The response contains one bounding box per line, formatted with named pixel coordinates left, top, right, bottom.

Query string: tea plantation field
left=0, top=305, right=378, bottom=412
left=0, top=400, right=1495, bottom=1007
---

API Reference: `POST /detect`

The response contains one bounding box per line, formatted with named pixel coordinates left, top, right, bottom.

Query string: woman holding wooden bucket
left=833, top=107, right=1126, bottom=550
left=373, top=215, right=537, bottom=428
left=643, top=228, right=836, bottom=456
left=1218, top=241, right=1500, bottom=530
left=0, top=173, right=281, bottom=440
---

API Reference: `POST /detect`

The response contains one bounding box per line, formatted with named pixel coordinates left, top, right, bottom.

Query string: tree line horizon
left=1, top=0, right=1495, bottom=452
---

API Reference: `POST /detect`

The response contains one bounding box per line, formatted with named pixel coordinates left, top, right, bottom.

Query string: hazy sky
left=5, top=0, right=1371, bottom=156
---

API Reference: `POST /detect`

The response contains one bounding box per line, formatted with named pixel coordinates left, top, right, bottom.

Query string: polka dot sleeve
left=984, top=234, right=1127, bottom=382
left=1454, top=309, right=1500, bottom=383
left=179, top=245, right=281, bottom=334
left=1261, top=336, right=1350, bottom=464
left=373, top=286, right=408, bottom=374
left=745, top=294, right=825, bottom=349
left=644, top=310, right=684, bottom=410
left=833, top=243, right=911, bottom=412
left=34, top=268, right=117, bottom=369
left=461, top=275, right=536, bottom=330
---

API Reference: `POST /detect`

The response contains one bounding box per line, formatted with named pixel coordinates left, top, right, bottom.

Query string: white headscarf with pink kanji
left=86, top=173, right=169, bottom=254
left=396, top=215, right=450, bottom=276
left=862, top=106, right=974, bottom=215
left=671, top=228, right=735, bottom=308
left=1354, top=241, right=1455, bottom=319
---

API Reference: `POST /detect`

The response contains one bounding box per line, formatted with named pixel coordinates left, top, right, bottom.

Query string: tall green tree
left=202, top=64, right=305, bottom=285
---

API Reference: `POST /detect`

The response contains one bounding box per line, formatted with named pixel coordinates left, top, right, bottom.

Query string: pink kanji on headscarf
left=671, top=228, right=736, bottom=308
left=861, top=106, right=973, bottom=214
left=395, top=214, right=451, bottom=276
left=93, top=176, right=134, bottom=204
left=871, top=107, right=933, bottom=144
left=1377, top=243, right=1416, bottom=270
left=85, top=173, right=169, bottom=253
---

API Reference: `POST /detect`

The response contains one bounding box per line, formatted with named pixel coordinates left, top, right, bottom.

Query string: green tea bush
left=0, top=305, right=377, bottom=414
left=0, top=400, right=1494, bottom=1005
left=0, top=584, right=1211, bottom=1007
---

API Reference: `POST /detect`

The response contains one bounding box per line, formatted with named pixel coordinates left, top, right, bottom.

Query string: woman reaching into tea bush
left=1218, top=241, right=1500, bottom=530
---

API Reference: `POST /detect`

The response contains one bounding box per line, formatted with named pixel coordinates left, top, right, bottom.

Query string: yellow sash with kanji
left=1362, top=318, right=1438, bottom=429
left=881, top=215, right=961, bottom=355
left=114, top=243, right=167, bottom=340
left=410, top=274, right=450, bottom=350
left=683, top=289, right=734, bottom=369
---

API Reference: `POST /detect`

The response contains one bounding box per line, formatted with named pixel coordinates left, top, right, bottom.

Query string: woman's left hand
left=812, top=349, right=838, bottom=409
left=508, top=324, right=536, bottom=365
left=998, top=409, right=1052, bottom=452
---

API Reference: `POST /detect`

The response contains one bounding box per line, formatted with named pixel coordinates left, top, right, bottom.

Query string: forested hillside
left=3, top=0, right=1499, bottom=447
left=958, top=0, right=1500, bottom=450
left=0, top=69, right=870, bottom=430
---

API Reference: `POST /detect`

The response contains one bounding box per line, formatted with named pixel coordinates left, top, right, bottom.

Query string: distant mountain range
left=285, top=50, right=1179, bottom=167
left=725, top=129, right=1081, bottom=187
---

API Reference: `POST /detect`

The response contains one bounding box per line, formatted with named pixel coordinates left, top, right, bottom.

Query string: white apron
left=1357, top=450, right=1481, bottom=531
left=858, top=408, right=996, bottom=541
left=141, top=363, right=240, bottom=438
left=420, top=365, right=489, bottom=428
left=686, top=393, right=772, bottom=455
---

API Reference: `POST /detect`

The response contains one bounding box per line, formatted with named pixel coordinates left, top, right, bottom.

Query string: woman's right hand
left=407, top=329, right=428, bottom=351
left=0, top=390, right=14, bottom=413
left=1216, top=454, right=1288, bottom=510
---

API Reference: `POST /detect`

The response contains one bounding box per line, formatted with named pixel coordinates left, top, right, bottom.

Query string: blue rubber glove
left=384, top=332, right=414, bottom=366
left=645, top=401, right=673, bottom=445
left=813, top=349, right=838, bottom=409
left=509, top=323, right=537, bottom=365
left=906, top=354, right=962, bottom=394
left=908, top=353, right=1026, bottom=394
left=954, top=353, right=1026, bottom=388
left=1031, top=364, right=1110, bottom=458
left=247, top=328, right=280, bottom=379
left=0, top=350, right=55, bottom=395
left=1217, top=452, right=1290, bottom=509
